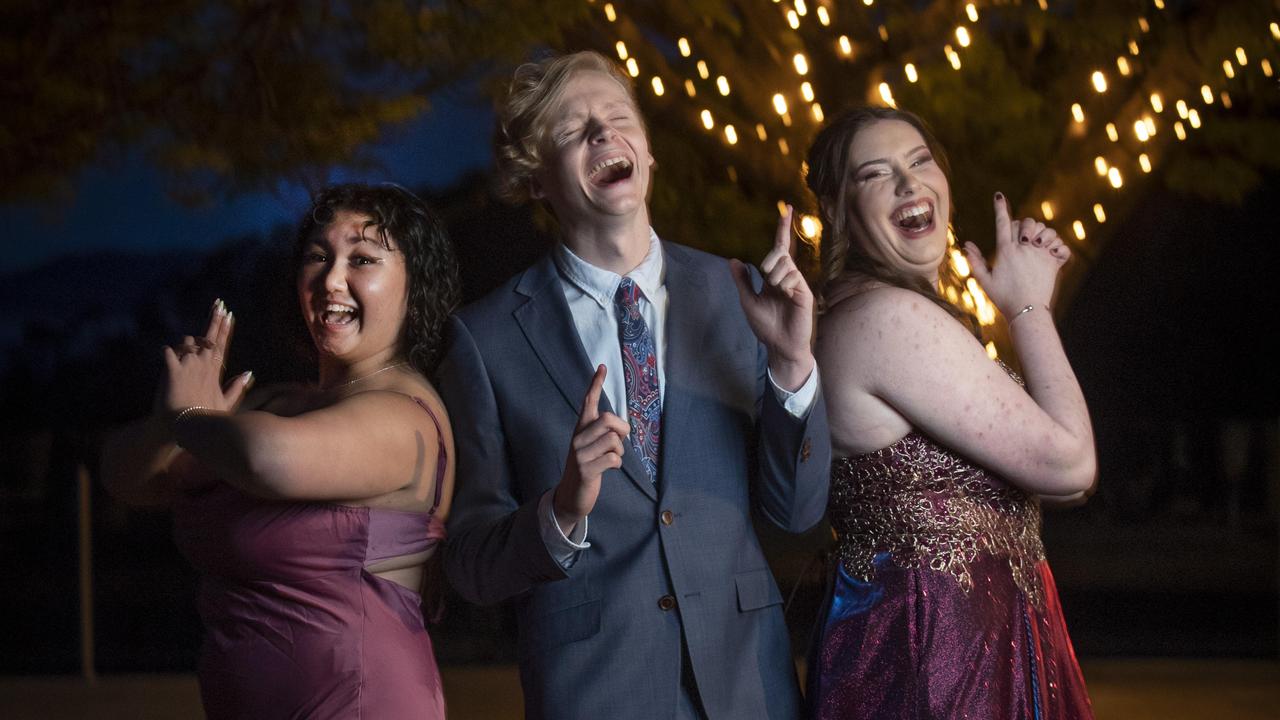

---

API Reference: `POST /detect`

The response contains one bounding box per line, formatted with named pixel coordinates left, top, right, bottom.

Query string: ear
left=647, top=152, right=657, bottom=173
left=529, top=176, right=545, bottom=200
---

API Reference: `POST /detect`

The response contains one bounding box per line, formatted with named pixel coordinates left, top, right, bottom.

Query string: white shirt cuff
left=538, top=489, right=590, bottom=568
left=767, top=365, right=819, bottom=419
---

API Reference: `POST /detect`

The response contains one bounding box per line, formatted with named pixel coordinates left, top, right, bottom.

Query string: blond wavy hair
left=494, top=51, right=640, bottom=204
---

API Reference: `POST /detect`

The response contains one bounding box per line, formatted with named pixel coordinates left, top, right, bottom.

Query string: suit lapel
left=657, top=245, right=714, bottom=501
left=514, top=254, right=658, bottom=501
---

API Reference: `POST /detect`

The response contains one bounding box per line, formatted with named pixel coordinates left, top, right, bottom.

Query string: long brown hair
left=805, top=106, right=970, bottom=326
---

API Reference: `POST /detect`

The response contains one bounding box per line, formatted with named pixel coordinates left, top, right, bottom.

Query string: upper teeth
left=589, top=156, right=631, bottom=177
left=326, top=304, right=355, bottom=313
left=893, top=203, right=930, bottom=222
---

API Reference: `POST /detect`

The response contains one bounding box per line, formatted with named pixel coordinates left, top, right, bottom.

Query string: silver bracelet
left=1010, top=304, right=1047, bottom=322
left=173, top=406, right=212, bottom=425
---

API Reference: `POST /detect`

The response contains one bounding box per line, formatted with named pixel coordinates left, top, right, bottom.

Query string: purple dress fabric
left=173, top=398, right=448, bottom=719
left=808, top=431, right=1094, bottom=720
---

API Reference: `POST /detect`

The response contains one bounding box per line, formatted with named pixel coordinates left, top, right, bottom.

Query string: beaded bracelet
left=173, top=406, right=212, bottom=425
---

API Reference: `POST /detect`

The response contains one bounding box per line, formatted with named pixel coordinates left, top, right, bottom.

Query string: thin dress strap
left=410, top=397, right=448, bottom=516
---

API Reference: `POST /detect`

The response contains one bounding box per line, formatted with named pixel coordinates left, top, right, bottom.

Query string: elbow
left=1031, top=435, right=1097, bottom=497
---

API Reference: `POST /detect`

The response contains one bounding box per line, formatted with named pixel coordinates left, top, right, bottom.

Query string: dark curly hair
left=805, top=106, right=969, bottom=327
left=294, top=183, right=461, bottom=375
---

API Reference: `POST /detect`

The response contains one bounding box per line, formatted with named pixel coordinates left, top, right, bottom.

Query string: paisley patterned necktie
left=614, top=277, right=661, bottom=483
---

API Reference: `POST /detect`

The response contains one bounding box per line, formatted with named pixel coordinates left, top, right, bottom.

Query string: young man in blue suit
left=439, top=51, right=831, bottom=720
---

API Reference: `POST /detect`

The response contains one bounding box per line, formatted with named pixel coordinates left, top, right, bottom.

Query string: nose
left=587, top=117, right=617, bottom=145
left=895, top=166, right=921, bottom=196
left=322, top=261, right=347, bottom=293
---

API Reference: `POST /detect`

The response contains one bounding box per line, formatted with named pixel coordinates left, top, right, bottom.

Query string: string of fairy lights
left=588, top=0, right=1275, bottom=355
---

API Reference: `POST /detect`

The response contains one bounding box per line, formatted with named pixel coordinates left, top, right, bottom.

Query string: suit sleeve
left=746, top=266, right=832, bottom=534
left=440, top=315, right=568, bottom=606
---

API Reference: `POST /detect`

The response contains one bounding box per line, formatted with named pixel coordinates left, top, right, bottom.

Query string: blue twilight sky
left=0, top=95, right=495, bottom=276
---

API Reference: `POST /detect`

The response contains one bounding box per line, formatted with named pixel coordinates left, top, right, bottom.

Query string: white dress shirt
left=538, top=229, right=819, bottom=565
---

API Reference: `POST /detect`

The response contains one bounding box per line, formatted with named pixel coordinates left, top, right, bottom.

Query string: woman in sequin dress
left=803, top=107, right=1097, bottom=719
left=103, top=183, right=461, bottom=718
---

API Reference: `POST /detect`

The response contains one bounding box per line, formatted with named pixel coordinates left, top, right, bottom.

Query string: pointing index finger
left=762, top=204, right=795, bottom=274
left=993, top=192, right=1014, bottom=247
left=578, top=364, right=607, bottom=429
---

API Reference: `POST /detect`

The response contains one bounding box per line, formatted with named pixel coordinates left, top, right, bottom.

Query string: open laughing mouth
left=890, top=200, right=935, bottom=235
left=587, top=154, right=634, bottom=187
left=320, top=302, right=358, bottom=327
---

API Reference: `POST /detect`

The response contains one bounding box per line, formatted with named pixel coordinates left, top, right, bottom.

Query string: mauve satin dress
left=173, top=398, right=448, bottom=719
left=807, top=429, right=1094, bottom=720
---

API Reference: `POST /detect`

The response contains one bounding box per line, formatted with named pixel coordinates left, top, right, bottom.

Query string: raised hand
left=730, top=204, right=816, bottom=391
left=161, top=299, right=253, bottom=419
left=552, top=365, right=630, bottom=534
left=963, top=192, right=1071, bottom=319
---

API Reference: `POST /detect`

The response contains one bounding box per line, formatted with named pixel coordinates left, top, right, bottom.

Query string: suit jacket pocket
left=735, top=568, right=784, bottom=612
left=523, top=598, right=602, bottom=652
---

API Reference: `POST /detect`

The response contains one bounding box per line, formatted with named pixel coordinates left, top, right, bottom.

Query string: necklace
left=323, top=361, right=409, bottom=391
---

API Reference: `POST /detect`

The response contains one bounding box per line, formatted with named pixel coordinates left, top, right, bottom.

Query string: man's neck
left=559, top=212, right=652, bottom=275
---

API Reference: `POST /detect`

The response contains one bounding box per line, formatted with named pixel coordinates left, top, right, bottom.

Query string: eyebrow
left=853, top=144, right=928, bottom=173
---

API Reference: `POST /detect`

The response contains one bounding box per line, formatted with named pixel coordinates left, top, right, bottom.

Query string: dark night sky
left=0, top=94, right=495, bottom=276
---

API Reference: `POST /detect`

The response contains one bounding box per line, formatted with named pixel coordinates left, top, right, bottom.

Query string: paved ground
left=1, top=658, right=1276, bottom=719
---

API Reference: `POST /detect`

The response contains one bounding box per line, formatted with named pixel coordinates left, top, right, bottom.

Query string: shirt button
left=658, top=595, right=677, bottom=611
left=800, top=437, right=812, bottom=462
left=660, top=510, right=674, bottom=526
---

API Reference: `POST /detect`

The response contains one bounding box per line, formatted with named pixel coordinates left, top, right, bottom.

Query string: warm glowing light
left=615, top=41, right=628, bottom=60
left=1093, top=203, right=1107, bottom=222
left=1106, top=123, right=1119, bottom=142
left=962, top=290, right=975, bottom=311
left=1144, top=116, right=1156, bottom=136
left=724, top=124, right=738, bottom=145
left=1139, top=153, right=1152, bottom=173
left=626, top=58, right=639, bottom=77
left=945, top=45, right=962, bottom=70
left=604, top=3, right=617, bottom=22
left=1041, top=201, right=1055, bottom=220
left=1134, top=120, right=1150, bottom=142
left=1095, top=156, right=1108, bottom=176
left=1236, top=47, right=1248, bottom=66
left=697, top=60, right=709, bottom=79
left=756, top=124, right=767, bottom=141
left=1176, top=99, right=1188, bottom=118
left=651, top=77, right=665, bottom=96
left=800, top=81, right=814, bottom=102
left=1153, top=0, right=1164, bottom=9
left=1262, top=60, right=1274, bottom=77
left=817, top=6, right=830, bottom=25
left=1138, top=17, right=1149, bottom=33
left=1092, top=71, right=1108, bottom=93
left=1272, top=22, right=1280, bottom=40
left=956, top=26, right=971, bottom=48
left=717, top=76, right=730, bottom=96
left=878, top=24, right=889, bottom=41
left=678, top=38, right=691, bottom=57
left=781, top=112, right=793, bottom=127
left=701, top=109, right=714, bottom=130
left=905, top=63, right=918, bottom=83
left=1201, top=85, right=1213, bottom=104
left=794, top=0, right=807, bottom=16
left=778, top=138, right=790, bottom=155
left=864, top=0, right=874, bottom=6
left=1108, top=167, right=1123, bottom=188
left=1188, top=109, right=1201, bottom=128
left=1223, top=60, right=1235, bottom=78
left=793, top=53, right=809, bottom=75
left=838, top=35, right=853, bottom=56
left=966, top=3, right=979, bottom=22
left=879, top=82, right=896, bottom=108
left=684, top=79, right=697, bottom=97
left=1073, top=221, right=1086, bottom=240
left=1150, top=93, right=1163, bottom=113
left=951, top=249, right=971, bottom=277
left=1038, top=0, right=1048, bottom=9
left=1174, top=121, right=1186, bottom=140
left=812, top=103, right=825, bottom=122
left=985, top=342, right=999, bottom=360
left=1129, top=40, right=1140, bottom=55
left=1117, top=57, right=1131, bottom=76
left=787, top=10, right=799, bottom=29
left=772, top=94, right=788, bottom=115
left=1071, top=103, right=1085, bottom=123
left=799, top=214, right=821, bottom=239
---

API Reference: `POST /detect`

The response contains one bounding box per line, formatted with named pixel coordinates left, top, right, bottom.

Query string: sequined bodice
left=829, top=432, right=1046, bottom=606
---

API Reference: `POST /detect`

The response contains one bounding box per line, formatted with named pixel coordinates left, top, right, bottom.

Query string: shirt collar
left=554, top=228, right=665, bottom=309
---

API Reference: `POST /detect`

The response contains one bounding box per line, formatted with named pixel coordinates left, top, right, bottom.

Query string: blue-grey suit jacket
left=440, top=241, right=831, bottom=720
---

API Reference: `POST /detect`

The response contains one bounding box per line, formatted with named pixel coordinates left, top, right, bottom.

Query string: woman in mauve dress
left=103, top=183, right=460, bottom=719
left=804, top=107, right=1096, bottom=720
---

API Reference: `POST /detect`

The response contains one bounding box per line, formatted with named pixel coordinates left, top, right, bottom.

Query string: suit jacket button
left=660, top=510, right=675, bottom=526
left=658, top=595, right=676, bottom=611
left=801, top=437, right=812, bottom=462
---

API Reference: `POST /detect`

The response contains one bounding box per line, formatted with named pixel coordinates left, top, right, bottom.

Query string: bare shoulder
left=820, top=286, right=966, bottom=356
